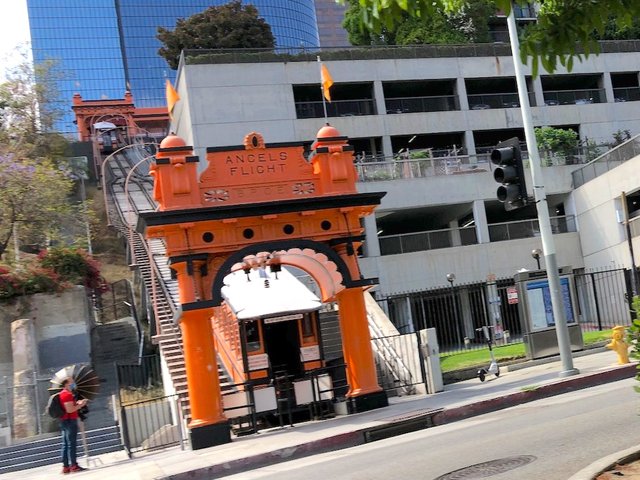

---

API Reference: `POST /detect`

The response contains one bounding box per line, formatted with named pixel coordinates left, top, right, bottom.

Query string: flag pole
left=317, top=56, right=329, bottom=123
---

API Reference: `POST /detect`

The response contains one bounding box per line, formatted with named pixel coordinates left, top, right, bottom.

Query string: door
left=262, top=320, right=303, bottom=378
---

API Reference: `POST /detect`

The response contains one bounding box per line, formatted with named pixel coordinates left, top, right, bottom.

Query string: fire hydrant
left=606, top=326, right=630, bottom=365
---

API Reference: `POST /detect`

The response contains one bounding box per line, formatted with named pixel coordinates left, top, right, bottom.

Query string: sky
left=1, top=1, right=30, bottom=80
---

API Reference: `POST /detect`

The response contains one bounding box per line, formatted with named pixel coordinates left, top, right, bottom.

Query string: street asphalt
left=3, top=348, right=638, bottom=480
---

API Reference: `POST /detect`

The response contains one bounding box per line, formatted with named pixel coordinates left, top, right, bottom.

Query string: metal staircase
left=103, top=147, right=234, bottom=422
left=102, top=148, right=190, bottom=417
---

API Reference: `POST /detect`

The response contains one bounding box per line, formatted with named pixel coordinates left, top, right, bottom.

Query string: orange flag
left=321, top=64, right=334, bottom=102
left=165, top=79, right=180, bottom=118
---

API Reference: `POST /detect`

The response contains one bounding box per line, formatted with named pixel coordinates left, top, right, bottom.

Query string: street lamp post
left=446, top=273, right=462, bottom=346
left=506, top=4, right=579, bottom=377
left=531, top=248, right=542, bottom=270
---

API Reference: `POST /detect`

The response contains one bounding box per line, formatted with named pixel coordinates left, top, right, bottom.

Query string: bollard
left=503, top=330, right=511, bottom=344
left=464, top=337, right=471, bottom=349
left=606, top=326, right=630, bottom=365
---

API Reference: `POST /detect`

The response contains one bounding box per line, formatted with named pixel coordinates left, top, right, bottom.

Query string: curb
left=165, top=363, right=637, bottom=480
left=505, top=346, right=609, bottom=373
left=568, top=444, right=640, bottom=480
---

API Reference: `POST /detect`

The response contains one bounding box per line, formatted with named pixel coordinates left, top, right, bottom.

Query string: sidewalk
left=5, top=349, right=637, bottom=480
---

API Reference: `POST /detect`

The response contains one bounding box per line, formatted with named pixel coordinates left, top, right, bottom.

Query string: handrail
left=212, top=327, right=246, bottom=385
left=368, top=314, right=416, bottom=395
left=379, top=225, right=477, bottom=241
left=487, top=214, right=574, bottom=228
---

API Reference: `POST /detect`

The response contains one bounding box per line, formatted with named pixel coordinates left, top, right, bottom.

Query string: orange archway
left=137, top=127, right=387, bottom=449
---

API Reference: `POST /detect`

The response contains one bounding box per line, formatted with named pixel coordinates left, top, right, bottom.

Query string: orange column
left=336, top=287, right=382, bottom=397
left=180, top=308, right=226, bottom=426
left=172, top=261, right=229, bottom=448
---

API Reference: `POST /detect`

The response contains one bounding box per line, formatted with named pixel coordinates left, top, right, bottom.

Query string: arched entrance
left=137, top=127, right=387, bottom=449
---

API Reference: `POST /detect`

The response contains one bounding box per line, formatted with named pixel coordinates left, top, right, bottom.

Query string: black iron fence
left=95, top=279, right=137, bottom=324
left=118, top=394, right=184, bottom=455
left=574, top=267, right=634, bottom=331
left=377, top=267, right=634, bottom=355
left=116, top=355, right=163, bottom=405
left=371, top=332, right=426, bottom=395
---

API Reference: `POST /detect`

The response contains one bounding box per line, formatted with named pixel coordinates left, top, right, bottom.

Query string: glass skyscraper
left=27, top=0, right=320, bottom=135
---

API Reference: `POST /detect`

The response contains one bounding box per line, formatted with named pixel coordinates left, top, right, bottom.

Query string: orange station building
left=136, top=126, right=389, bottom=449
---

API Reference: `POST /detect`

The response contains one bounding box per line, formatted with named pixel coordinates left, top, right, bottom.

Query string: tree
left=0, top=155, right=75, bottom=260
left=342, top=0, right=396, bottom=45
left=0, top=52, right=68, bottom=162
left=343, top=0, right=493, bottom=46
left=352, top=0, right=640, bottom=74
left=0, top=55, right=87, bottom=261
left=157, top=1, right=276, bottom=70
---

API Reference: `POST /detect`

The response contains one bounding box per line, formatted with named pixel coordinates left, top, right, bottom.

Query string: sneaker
left=69, top=465, right=87, bottom=472
left=62, top=466, right=70, bottom=474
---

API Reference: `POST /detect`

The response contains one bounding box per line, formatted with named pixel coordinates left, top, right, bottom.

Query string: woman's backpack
left=46, top=392, right=65, bottom=419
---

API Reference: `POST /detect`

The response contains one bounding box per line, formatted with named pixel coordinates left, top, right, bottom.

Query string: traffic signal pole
left=506, top=5, right=579, bottom=377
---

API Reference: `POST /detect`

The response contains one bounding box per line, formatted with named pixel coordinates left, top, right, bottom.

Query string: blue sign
left=525, top=277, right=574, bottom=331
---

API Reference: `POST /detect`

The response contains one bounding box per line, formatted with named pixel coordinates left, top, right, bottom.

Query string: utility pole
left=507, top=4, right=579, bottom=377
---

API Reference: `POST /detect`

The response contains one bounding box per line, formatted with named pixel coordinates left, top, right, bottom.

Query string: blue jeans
left=60, top=419, right=78, bottom=467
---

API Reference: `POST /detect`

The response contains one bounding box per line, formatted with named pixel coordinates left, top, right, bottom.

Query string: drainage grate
left=434, top=455, right=537, bottom=479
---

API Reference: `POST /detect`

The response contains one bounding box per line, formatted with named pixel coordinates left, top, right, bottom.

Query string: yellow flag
left=321, top=64, right=334, bottom=102
left=165, top=79, right=180, bottom=118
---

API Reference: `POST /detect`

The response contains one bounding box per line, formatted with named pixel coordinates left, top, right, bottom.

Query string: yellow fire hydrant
left=606, top=326, right=630, bottom=365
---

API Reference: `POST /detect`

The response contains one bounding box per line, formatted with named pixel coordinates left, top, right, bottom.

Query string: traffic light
left=491, top=137, right=528, bottom=211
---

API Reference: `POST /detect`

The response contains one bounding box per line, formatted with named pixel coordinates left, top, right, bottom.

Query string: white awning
left=221, top=267, right=321, bottom=320
left=93, top=121, right=117, bottom=130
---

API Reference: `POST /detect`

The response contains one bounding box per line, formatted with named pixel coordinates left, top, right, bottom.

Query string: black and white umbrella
left=49, top=364, right=100, bottom=400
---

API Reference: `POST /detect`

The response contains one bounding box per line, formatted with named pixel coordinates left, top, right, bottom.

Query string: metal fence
left=116, top=355, right=163, bottom=406
left=0, top=373, right=61, bottom=440
left=118, top=394, right=184, bottom=455
left=488, top=215, right=577, bottom=242
left=385, top=95, right=459, bottom=114
left=543, top=88, right=606, bottom=106
left=356, top=154, right=491, bottom=182
left=613, top=86, right=640, bottom=103
left=468, top=92, right=537, bottom=109
left=572, top=134, right=640, bottom=188
left=295, top=99, right=376, bottom=119
left=377, top=266, right=633, bottom=355
left=371, top=332, right=426, bottom=396
left=379, top=226, right=477, bottom=255
left=574, top=267, right=633, bottom=331
left=182, top=40, right=640, bottom=66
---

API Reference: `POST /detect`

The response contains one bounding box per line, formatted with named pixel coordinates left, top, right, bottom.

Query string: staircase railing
left=368, top=317, right=417, bottom=395
left=211, top=304, right=246, bottom=386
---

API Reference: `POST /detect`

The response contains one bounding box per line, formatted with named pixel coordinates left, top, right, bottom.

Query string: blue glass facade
left=27, top=0, right=127, bottom=135
left=26, top=0, right=319, bottom=135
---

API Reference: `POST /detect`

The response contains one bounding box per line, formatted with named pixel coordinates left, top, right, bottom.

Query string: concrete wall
left=358, top=165, right=577, bottom=212
left=177, top=50, right=640, bottom=158
left=572, top=154, right=640, bottom=269
left=361, top=233, right=584, bottom=296
left=0, top=287, right=93, bottom=376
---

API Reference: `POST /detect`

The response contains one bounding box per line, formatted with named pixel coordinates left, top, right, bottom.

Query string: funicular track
left=102, top=146, right=193, bottom=419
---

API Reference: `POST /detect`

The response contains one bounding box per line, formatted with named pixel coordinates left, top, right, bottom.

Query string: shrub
left=0, top=248, right=107, bottom=301
left=39, top=247, right=108, bottom=292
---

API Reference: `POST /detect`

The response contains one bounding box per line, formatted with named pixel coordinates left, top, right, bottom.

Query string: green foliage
left=0, top=53, right=68, bottom=161
left=0, top=248, right=107, bottom=301
left=534, top=127, right=578, bottom=159
left=440, top=343, right=525, bottom=372
left=157, top=1, right=276, bottom=69
left=351, top=0, right=640, bottom=75
left=0, top=156, right=78, bottom=260
left=610, top=129, right=632, bottom=147
left=597, top=15, right=640, bottom=40
left=343, top=0, right=494, bottom=46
